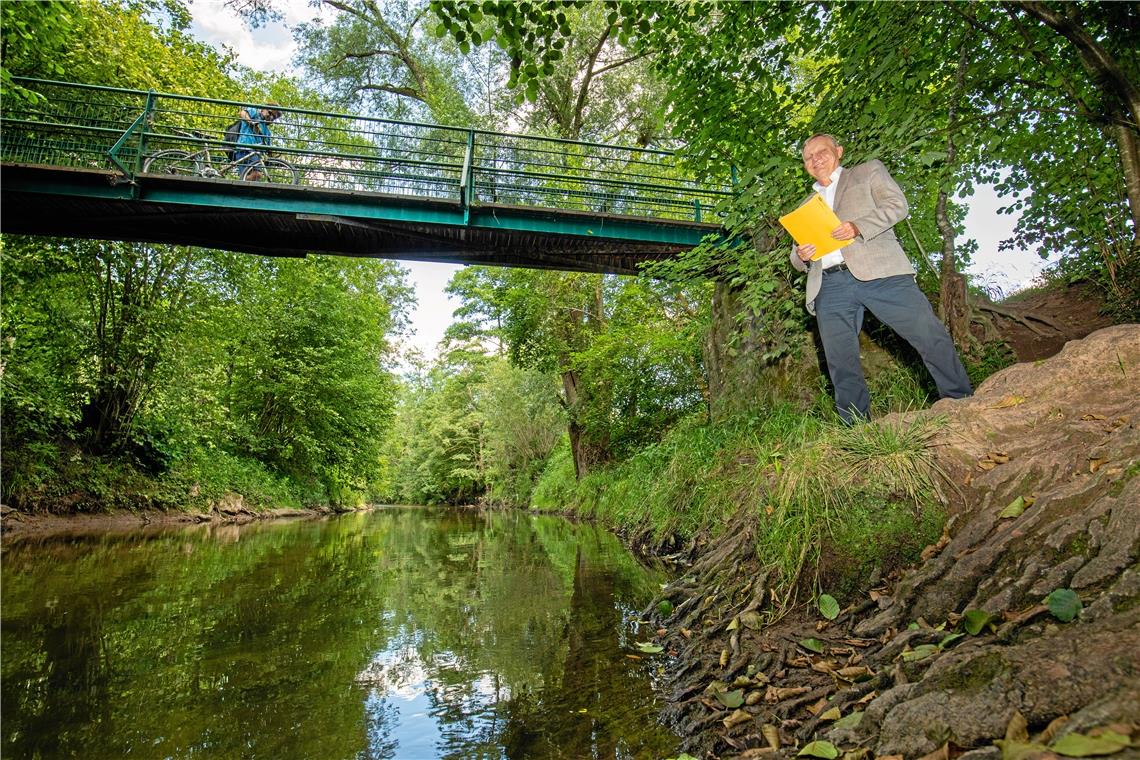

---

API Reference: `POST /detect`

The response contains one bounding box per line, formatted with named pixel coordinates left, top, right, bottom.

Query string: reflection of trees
left=1, top=511, right=675, bottom=759
left=496, top=535, right=677, bottom=760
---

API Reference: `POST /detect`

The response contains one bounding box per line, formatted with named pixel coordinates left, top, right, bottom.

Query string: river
left=1, top=508, right=680, bottom=759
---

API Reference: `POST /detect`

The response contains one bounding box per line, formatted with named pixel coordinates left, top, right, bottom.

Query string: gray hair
left=802, top=133, right=840, bottom=153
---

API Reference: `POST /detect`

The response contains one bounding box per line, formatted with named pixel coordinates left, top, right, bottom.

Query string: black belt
left=822, top=261, right=849, bottom=274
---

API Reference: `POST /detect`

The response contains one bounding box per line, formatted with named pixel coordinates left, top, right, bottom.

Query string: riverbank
left=641, top=325, right=1140, bottom=757
left=0, top=503, right=371, bottom=542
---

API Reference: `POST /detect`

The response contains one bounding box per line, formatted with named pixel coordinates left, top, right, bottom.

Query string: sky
left=188, top=0, right=1055, bottom=361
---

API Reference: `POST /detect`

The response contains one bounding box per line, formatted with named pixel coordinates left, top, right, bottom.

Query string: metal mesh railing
left=2, top=78, right=731, bottom=222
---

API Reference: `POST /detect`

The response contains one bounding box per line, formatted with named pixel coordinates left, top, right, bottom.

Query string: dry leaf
left=828, top=646, right=856, bottom=657
left=844, top=638, right=874, bottom=648
left=990, top=452, right=1011, bottom=463
left=978, top=460, right=998, bottom=471
left=680, top=627, right=692, bottom=639
left=991, top=395, right=1027, bottom=408
left=1089, top=457, right=1107, bottom=473
left=625, top=654, right=642, bottom=660
left=819, top=707, right=842, bottom=721
left=1080, top=413, right=1107, bottom=421
left=761, top=723, right=782, bottom=749
left=1006, top=710, right=1030, bottom=742
left=836, top=666, right=874, bottom=681
left=746, top=690, right=764, bottom=706
left=856, top=691, right=877, bottom=705
left=806, top=697, right=829, bottom=715
left=875, top=755, right=905, bottom=760
left=1035, top=714, right=1069, bottom=744
left=811, top=660, right=840, bottom=675
left=720, top=648, right=730, bottom=668
left=765, top=686, right=811, bottom=702
left=722, top=708, right=753, bottom=729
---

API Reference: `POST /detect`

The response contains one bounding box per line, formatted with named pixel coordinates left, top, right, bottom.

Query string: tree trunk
left=935, top=36, right=972, bottom=345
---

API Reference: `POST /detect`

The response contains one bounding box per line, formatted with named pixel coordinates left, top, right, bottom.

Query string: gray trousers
left=815, top=270, right=973, bottom=423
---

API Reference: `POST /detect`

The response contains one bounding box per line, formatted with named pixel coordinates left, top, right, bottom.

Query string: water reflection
left=1, top=509, right=678, bottom=759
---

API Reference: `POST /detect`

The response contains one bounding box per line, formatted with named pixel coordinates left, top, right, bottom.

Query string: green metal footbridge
left=1, top=79, right=731, bottom=274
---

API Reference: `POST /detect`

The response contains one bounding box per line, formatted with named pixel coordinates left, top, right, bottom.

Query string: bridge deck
left=1, top=79, right=730, bottom=274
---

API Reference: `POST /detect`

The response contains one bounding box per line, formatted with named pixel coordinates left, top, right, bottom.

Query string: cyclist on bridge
left=235, top=103, right=281, bottom=181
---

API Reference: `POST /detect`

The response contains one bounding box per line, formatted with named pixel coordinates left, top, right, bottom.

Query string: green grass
left=531, top=405, right=948, bottom=615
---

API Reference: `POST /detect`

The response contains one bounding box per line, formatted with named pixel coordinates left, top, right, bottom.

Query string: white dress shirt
left=814, top=166, right=846, bottom=270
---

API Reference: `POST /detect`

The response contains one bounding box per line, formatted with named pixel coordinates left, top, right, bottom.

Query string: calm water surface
left=1, top=509, right=679, bottom=759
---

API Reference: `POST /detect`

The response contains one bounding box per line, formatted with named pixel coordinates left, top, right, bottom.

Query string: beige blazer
left=789, top=160, right=916, bottom=314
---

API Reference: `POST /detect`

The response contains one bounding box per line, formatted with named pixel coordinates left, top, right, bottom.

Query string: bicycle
left=142, top=128, right=299, bottom=184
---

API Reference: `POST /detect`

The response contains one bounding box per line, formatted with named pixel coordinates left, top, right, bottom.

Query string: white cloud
left=188, top=0, right=325, bottom=74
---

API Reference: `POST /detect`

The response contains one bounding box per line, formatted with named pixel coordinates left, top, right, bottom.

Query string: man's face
left=803, top=137, right=844, bottom=184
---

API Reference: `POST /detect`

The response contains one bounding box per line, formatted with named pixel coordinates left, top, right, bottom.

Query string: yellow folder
left=778, top=193, right=853, bottom=260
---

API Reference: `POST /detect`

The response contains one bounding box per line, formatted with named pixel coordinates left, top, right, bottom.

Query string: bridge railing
left=2, top=78, right=731, bottom=223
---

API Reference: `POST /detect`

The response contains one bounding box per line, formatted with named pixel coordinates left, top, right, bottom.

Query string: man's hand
left=831, top=221, right=860, bottom=240
left=796, top=244, right=816, bottom=262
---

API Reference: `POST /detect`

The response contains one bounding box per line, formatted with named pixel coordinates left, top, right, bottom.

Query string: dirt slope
left=662, top=324, right=1140, bottom=759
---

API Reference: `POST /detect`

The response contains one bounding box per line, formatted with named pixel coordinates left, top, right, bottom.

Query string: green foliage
left=532, top=405, right=947, bottom=615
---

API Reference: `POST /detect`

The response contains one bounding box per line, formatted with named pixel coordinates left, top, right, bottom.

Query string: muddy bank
left=647, top=325, right=1140, bottom=758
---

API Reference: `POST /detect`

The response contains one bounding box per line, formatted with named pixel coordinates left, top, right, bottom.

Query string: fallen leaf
left=833, top=710, right=864, bottom=729
left=761, top=723, right=781, bottom=749
left=720, top=648, right=729, bottom=667
left=799, top=637, right=826, bottom=654
left=634, top=642, right=663, bottom=654
left=855, top=691, right=877, bottom=705
left=625, top=654, right=642, bottom=660
left=1049, top=730, right=1130, bottom=756
left=978, top=459, right=998, bottom=471
left=680, top=628, right=692, bottom=639
left=991, top=395, right=1027, bottom=408
left=798, top=740, right=840, bottom=759
left=901, top=644, right=940, bottom=662
left=1000, top=496, right=1028, bottom=519
left=993, top=743, right=1051, bottom=760
left=818, top=594, right=841, bottom=620
left=1006, top=710, right=1030, bottom=741
left=990, top=452, right=1011, bottom=463
left=746, top=690, right=764, bottom=706
left=722, top=708, right=752, bottom=729
left=1036, top=715, right=1069, bottom=744
left=716, top=689, right=746, bottom=709
left=734, top=749, right=776, bottom=759
left=765, top=685, right=811, bottom=702
left=1045, top=588, right=1082, bottom=622
left=1080, top=413, right=1107, bottom=421
left=836, top=665, right=874, bottom=681
left=1089, top=457, right=1107, bottom=473
left=819, top=707, right=842, bottom=721
left=963, top=609, right=994, bottom=635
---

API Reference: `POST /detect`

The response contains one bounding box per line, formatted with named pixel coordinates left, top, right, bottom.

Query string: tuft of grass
left=532, top=405, right=948, bottom=620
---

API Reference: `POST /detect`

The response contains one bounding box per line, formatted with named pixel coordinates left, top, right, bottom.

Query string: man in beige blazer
left=790, top=133, right=972, bottom=423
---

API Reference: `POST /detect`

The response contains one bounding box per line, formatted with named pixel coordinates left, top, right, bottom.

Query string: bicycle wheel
left=142, top=150, right=199, bottom=176
left=242, top=158, right=299, bottom=184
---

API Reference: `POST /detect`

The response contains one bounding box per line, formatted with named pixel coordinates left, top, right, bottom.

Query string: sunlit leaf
left=798, top=740, right=840, bottom=758
left=635, top=641, right=663, bottom=653
left=716, top=688, right=745, bottom=708
left=999, top=496, right=1027, bottom=518
left=1049, top=731, right=1130, bottom=757
left=799, top=637, right=825, bottom=653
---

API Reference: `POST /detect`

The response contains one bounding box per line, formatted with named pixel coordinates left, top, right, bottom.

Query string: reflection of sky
left=356, top=638, right=510, bottom=759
